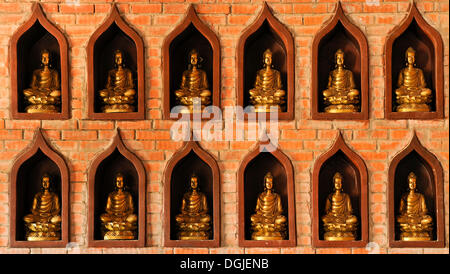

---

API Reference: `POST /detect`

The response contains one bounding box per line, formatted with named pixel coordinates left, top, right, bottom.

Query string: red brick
left=131, top=4, right=162, bottom=14
left=59, top=4, right=94, bottom=14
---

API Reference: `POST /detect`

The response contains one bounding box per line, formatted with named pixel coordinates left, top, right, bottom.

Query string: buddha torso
left=398, top=67, right=425, bottom=90
left=31, top=191, right=60, bottom=218
left=181, top=190, right=207, bottom=215
left=326, top=192, right=351, bottom=216
left=329, top=68, right=354, bottom=92
left=107, top=67, right=133, bottom=91
left=105, top=190, right=133, bottom=217
left=181, top=68, right=208, bottom=92
left=255, top=68, right=282, bottom=92
left=400, top=192, right=427, bottom=217
left=255, top=191, right=282, bottom=218
left=32, top=68, right=59, bottom=91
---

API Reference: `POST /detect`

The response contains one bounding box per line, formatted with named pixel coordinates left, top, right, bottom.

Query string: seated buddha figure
left=174, top=49, right=212, bottom=113
left=99, top=50, right=136, bottom=113
left=250, top=172, right=287, bottom=240
left=100, top=173, right=137, bottom=240
left=175, top=174, right=211, bottom=240
left=395, top=47, right=432, bottom=112
left=23, top=174, right=61, bottom=241
left=249, top=49, right=286, bottom=112
left=396, top=172, right=433, bottom=241
left=322, top=49, right=360, bottom=113
left=23, top=49, right=61, bottom=114
left=321, top=172, right=358, bottom=241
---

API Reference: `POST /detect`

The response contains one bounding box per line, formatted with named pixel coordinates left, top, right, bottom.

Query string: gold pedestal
left=324, top=232, right=355, bottom=241
left=25, top=222, right=61, bottom=241
left=25, top=104, right=59, bottom=114
left=103, top=230, right=135, bottom=240
left=102, top=104, right=135, bottom=113
left=396, top=103, right=430, bottom=112
left=253, top=104, right=283, bottom=113
left=324, top=104, right=359, bottom=113
left=177, top=222, right=211, bottom=240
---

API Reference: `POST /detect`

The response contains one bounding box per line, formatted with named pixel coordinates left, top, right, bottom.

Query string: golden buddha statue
left=175, top=174, right=211, bottom=240
left=250, top=172, right=287, bottom=240
left=23, top=49, right=61, bottom=114
left=322, top=49, right=360, bottom=113
left=396, top=172, right=433, bottom=241
left=23, top=174, right=61, bottom=241
left=321, top=172, right=358, bottom=241
left=99, top=50, right=136, bottom=113
left=100, top=173, right=137, bottom=240
left=174, top=49, right=212, bottom=113
left=395, top=47, right=432, bottom=112
left=249, top=49, right=286, bottom=112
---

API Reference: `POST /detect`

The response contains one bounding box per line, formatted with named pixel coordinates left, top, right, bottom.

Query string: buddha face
left=42, top=175, right=50, bottom=190
left=335, top=51, right=344, bottom=66
left=264, top=175, right=273, bottom=190
left=190, top=176, right=198, bottom=190
left=41, top=51, right=50, bottom=66
left=406, top=51, right=415, bottom=65
left=333, top=174, right=343, bottom=191
left=115, top=175, right=124, bottom=189
left=263, top=52, right=273, bottom=66
left=190, top=52, right=198, bottom=66
left=408, top=174, right=417, bottom=190
left=115, top=51, right=123, bottom=66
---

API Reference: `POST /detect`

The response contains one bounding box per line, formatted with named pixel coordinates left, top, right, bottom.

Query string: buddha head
left=115, top=173, right=125, bottom=190
left=263, top=49, right=273, bottom=67
left=114, top=50, right=124, bottom=67
left=40, top=49, right=50, bottom=67
left=335, top=49, right=344, bottom=67
left=264, top=172, right=274, bottom=191
left=405, top=47, right=416, bottom=66
left=189, top=49, right=201, bottom=67
left=333, top=172, right=343, bottom=191
left=190, top=174, right=199, bottom=190
left=41, top=173, right=51, bottom=190
left=407, top=172, right=417, bottom=191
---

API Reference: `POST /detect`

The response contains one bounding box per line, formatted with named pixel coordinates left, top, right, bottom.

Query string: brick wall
left=0, top=0, right=448, bottom=254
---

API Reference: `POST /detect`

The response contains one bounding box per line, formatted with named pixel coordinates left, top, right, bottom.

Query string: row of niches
left=10, top=128, right=445, bottom=249
left=10, top=2, right=445, bottom=121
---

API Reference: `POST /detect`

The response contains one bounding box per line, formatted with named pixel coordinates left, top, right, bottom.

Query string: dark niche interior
left=317, top=22, right=361, bottom=113
left=242, top=20, right=287, bottom=111
left=243, top=152, right=288, bottom=240
left=92, top=148, right=139, bottom=240
left=169, top=150, right=214, bottom=240
left=390, top=19, right=436, bottom=112
left=16, top=22, right=61, bottom=113
left=168, top=23, right=213, bottom=110
left=14, top=149, right=62, bottom=241
left=93, top=23, right=138, bottom=113
left=393, top=150, right=437, bottom=241
left=317, top=150, right=361, bottom=241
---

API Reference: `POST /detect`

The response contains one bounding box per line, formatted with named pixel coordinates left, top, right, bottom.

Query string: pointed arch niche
left=388, top=132, right=444, bottom=248
left=312, top=132, right=368, bottom=247
left=87, top=129, right=146, bottom=247
left=385, top=2, right=444, bottom=120
left=87, top=4, right=145, bottom=120
left=163, top=139, right=220, bottom=247
left=9, top=128, right=69, bottom=248
left=238, top=139, right=296, bottom=247
left=312, top=2, right=369, bottom=120
left=10, top=3, right=69, bottom=120
left=162, top=5, right=221, bottom=120
left=237, top=3, right=295, bottom=120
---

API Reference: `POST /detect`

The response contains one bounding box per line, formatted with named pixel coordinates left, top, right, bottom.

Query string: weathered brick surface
left=0, top=0, right=448, bottom=254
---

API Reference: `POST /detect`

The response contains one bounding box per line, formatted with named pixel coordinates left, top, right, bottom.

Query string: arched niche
left=385, top=2, right=444, bottom=120
left=162, top=5, right=221, bottom=120
left=88, top=129, right=146, bottom=247
left=238, top=138, right=296, bottom=247
left=87, top=4, right=145, bottom=120
left=10, top=3, right=69, bottom=120
left=163, top=139, right=220, bottom=247
left=312, top=131, right=368, bottom=247
left=311, top=2, right=369, bottom=120
left=237, top=2, right=295, bottom=120
left=9, top=128, right=69, bottom=248
left=388, top=132, right=444, bottom=247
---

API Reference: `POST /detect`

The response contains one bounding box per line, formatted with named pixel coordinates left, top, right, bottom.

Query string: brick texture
left=0, top=0, right=448, bottom=254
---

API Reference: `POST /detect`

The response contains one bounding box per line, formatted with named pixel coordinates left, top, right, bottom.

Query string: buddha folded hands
left=321, top=172, right=358, bottom=241
left=23, top=174, right=61, bottom=241
left=249, top=49, right=286, bottom=112
left=396, top=172, right=433, bottom=241
left=175, top=174, right=211, bottom=240
left=99, top=50, right=136, bottom=113
left=23, top=49, right=61, bottom=114
left=250, top=172, right=287, bottom=240
left=322, top=49, right=360, bottom=113
left=174, top=49, right=211, bottom=113
left=395, top=47, right=432, bottom=112
left=100, top=173, right=137, bottom=240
